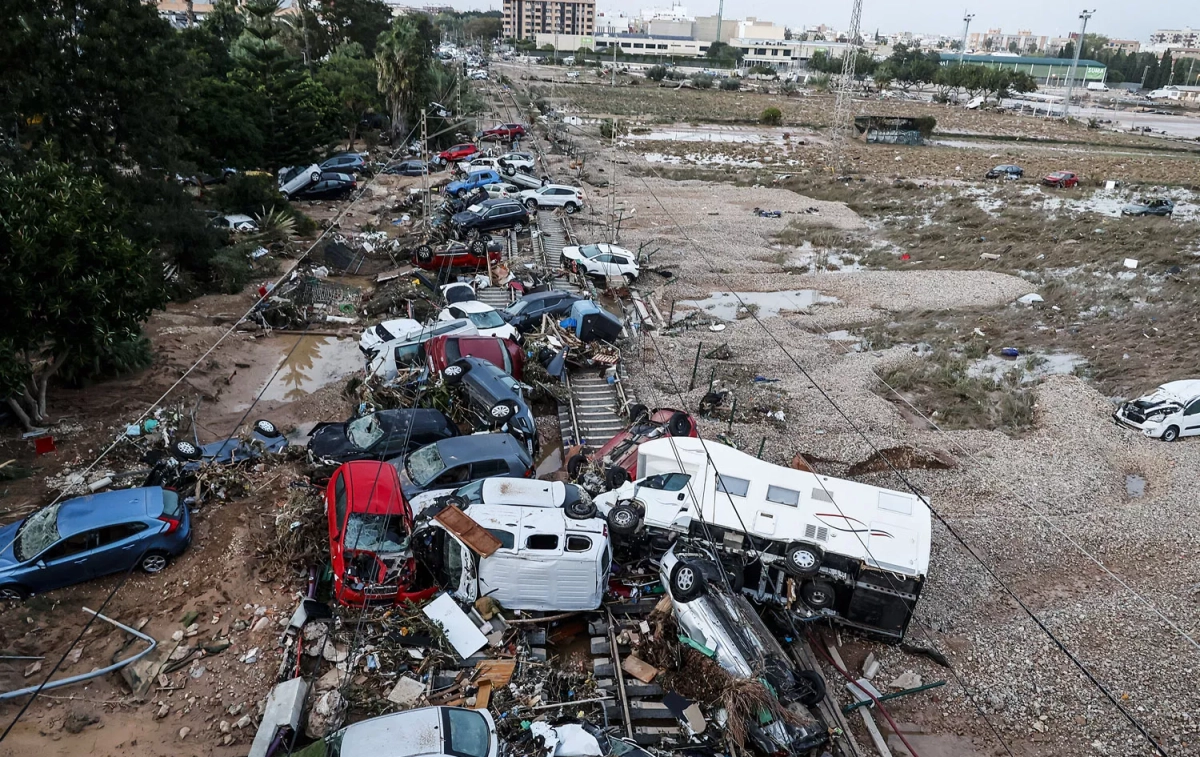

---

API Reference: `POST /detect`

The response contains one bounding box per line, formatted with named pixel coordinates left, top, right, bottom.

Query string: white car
left=359, top=318, right=422, bottom=358
left=211, top=214, right=258, bottom=232
left=366, top=319, right=479, bottom=381
left=566, top=71, right=580, bottom=79
left=498, top=152, right=536, bottom=172
left=302, top=707, right=499, bottom=757
left=469, top=70, right=489, bottom=80
left=409, top=478, right=595, bottom=517
left=482, top=182, right=521, bottom=200
left=277, top=164, right=321, bottom=198
left=1113, top=379, right=1200, bottom=442
left=469, top=155, right=536, bottom=178
left=560, top=243, right=639, bottom=281
left=506, top=171, right=549, bottom=191
left=465, top=157, right=504, bottom=174
left=519, top=184, right=585, bottom=214
left=437, top=300, right=519, bottom=341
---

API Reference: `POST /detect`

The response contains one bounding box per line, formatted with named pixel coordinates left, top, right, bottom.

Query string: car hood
left=1122, top=204, right=1149, bottom=211
left=307, top=423, right=363, bottom=461
left=450, top=210, right=479, bottom=225
left=0, top=521, right=22, bottom=569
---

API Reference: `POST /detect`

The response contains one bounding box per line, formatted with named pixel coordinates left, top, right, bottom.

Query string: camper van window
left=600, top=544, right=611, bottom=574
left=715, top=475, right=750, bottom=497
left=486, top=528, right=515, bottom=549
left=566, top=535, right=592, bottom=552
left=642, top=473, right=690, bottom=492
left=766, top=485, right=800, bottom=507
left=526, top=534, right=559, bottom=550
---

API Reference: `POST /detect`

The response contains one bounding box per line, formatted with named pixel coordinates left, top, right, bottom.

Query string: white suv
left=560, top=242, right=639, bottom=281
left=519, top=184, right=585, bottom=214
left=277, top=164, right=321, bottom=198
left=1114, top=380, right=1200, bottom=442
left=298, top=707, right=499, bottom=757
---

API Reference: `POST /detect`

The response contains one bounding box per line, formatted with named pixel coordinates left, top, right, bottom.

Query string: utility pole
left=715, top=0, right=724, bottom=45
left=421, top=109, right=430, bottom=222
left=828, top=0, right=864, bottom=173
left=958, top=11, right=974, bottom=65
left=611, top=37, right=617, bottom=87
left=1062, top=9, right=1094, bottom=119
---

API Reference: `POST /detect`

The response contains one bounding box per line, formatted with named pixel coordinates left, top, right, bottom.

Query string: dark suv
left=444, top=357, right=537, bottom=454
left=500, top=290, right=586, bottom=333
left=391, top=434, right=534, bottom=498
left=450, top=198, right=529, bottom=240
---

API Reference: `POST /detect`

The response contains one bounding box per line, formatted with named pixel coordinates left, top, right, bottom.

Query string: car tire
left=489, top=399, right=519, bottom=426
left=623, top=273, right=636, bottom=287
left=310, top=170, right=321, bottom=182
left=0, top=584, right=29, bottom=601
left=605, top=466, right=629, bottom=490
left=466, top=228, right=480, bottom=241
left=504, top=165, right=516, bottom=176
left=139, top=551, right=171, bottom=575
left=414, top=244, right=435, bottom=264
left=721, top=561, right=745, bottom=592
left=525, top=199, right=538, bottom=211
left=566, top=453, right=588, bottom=479
left=795, top=670, right=827, bottom=707
left=469, top=238, right=487, bottom=256
left=443, top=360, right=471, bottom=385
left=171, top=440, right=203, bottom=461
left=512, top=222, right=525, bottom=233
left=627, top=403, right=649, bottom=424
left=801, top=579, right=836, bottom=610
left=540, top=177, right=550, bottom=187
left=784, top=543, right=822, bottom=577
left=446, top=495, right=470, bottom=510
left=564, top=202, right=578, bottom=215
left=667, top=411, right=693, bottom=437
left=565, top=498, right=598, bottom=520
left=1162, top=425, right=1180, bottom=442
left=669, top=560, right=707, bottom=603
left=254, top=419, right=281, bottom=438
left=607, top=503, right=641, bottom=535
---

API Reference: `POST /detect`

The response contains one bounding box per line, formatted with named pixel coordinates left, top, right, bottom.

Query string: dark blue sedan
left=0, top=487, right=191, bottom=600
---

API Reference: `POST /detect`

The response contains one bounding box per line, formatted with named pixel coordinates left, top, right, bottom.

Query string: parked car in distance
left=1121, top=198, right=1175, bottom=217
left=321, top=153, right=367, bottom=174
left=360, top=318, right=422, bottom=358
left=438, top=301, right=519, bottom=341
left=561, top=242, right=639, bottom=282
left=293, top=706, right=499, bottom=757
left=1113, top=379, right=1200, bottom=441
left=211, top=214, right=259, bottom=233
left=481, top=182, right=521, bottom=200
left=481, top=123, right=526, bottom=141
left=425, top=335, right=525, bottom=380
left=278, top=163, right=322, bottom=198
left=450, top=199, right=530, bottom=240
left=436, top=143, right=479, bottom=164
left=0, top=487, right=190, bottom=599
left=411, top=239, right=503, bottom=272
left=985, top=164, right=1023, bottom=180
left=366, top=319, right=480, bottom=381
left=383, top=159, right=429, bottom=176
left=444, top=357, right=537, bottom=451
left=294, top=171, right=357, bottom=200
left=447, top=169, right=503, bottom=198
left=391, top=433, right=535, bottom=498
left=308, top=409, right=460, bottom=465
left=569, top=406, right=698, bottom=487
left=326, top=461, right=436, bottom=606
left=500, top=290, right=586, bottom=333
left=1042, top=170, right=1079, bottom=188
left=519, top=184, right=585, bottom=214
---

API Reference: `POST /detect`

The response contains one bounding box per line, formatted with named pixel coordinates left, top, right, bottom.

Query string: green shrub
left=719, top=77, right=741, bottom=91
left=59, top=332, right=154, bottom=387
left=600, top=118, right=629, bottom=140
left=691, top=74, right=714, bottom=89
left=646, top=65, right=668, bottom=82
left=207, top=244, right=257, bottom=294
left=210, top=173, right=289, bottom=216
left=760, top=107, right=783, bottom=126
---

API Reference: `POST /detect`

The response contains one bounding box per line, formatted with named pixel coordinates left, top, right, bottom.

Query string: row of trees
left=810, top=44, right=1037, bottom=100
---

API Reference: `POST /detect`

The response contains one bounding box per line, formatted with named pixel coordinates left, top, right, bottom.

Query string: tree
left=464, top=16, right=503, bottom=45
left=705, top=41, right=739, bottom=65
left=0, top=162, right=166, bottom=430
left=376, top=15, right=436, bottom=139
left=873, top=66, right=895, bottom=92
left=1008, top=41, right=1019, bottom=54
left=645, top=65, right=668, bottom=82
left=317, top=41, right=380, bottom=149
left=317, top=0, right=391, bottom=56
left=760, top=106, right=782, bottom=125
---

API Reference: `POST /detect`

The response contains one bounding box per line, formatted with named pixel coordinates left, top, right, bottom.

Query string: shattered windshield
left=343, top=514, right=409, bottom=553
left=453, top=479, right=486, bottom=504
left=406, top=444, right=445, bottom=486
left=14, top=503, right=64, bottom=562
left=347, top=415, right=386, bottom=450
left=467, top=310, right=505, bottom=329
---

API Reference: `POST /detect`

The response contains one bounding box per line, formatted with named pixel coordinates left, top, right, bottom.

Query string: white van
left=1147, top=87, right=1180, bottom=101
left=595, top=436, right=931, bottom=639
left=1086, top=82, right=1110, bottom=92
left=416, top=504, right=611, bottom=611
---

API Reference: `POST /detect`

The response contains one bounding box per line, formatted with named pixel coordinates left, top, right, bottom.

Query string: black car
left=985, top=164, right=1024, bottom=180
left=450, top=198, right=529, bottom=240
left=444, top=357, right=537, bottom=454
left=384, top=160, right=430, bottom=176
left=501, top=290, right=587, bottom=333
left=294, top=171, right=357, bottom=200
left=391, top=433, right=535, bottom=498
left=307, top=409, right=459, bottom=465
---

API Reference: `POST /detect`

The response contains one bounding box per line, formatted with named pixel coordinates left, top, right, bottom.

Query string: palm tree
left=376, top=17, right=433, bottom=139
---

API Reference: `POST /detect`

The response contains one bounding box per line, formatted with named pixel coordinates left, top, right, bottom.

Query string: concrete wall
left=693, top=15, right=739, bottom=44
left=645, top=19, right=692, bottom=38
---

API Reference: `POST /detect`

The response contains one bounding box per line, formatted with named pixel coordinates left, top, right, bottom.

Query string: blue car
left=0, top=487, right=191, bottom=600
left=446, top=169, right=501, bottom=198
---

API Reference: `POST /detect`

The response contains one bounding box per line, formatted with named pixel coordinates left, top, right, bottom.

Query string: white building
left=1151, top=28, right=1200, bottom=48
left=534, top=32, right=708, bottom=57
left=732, top=39, right=854, bottom=70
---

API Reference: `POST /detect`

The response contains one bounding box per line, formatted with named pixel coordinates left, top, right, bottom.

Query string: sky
left=457, top=0, right=1194, bottom=43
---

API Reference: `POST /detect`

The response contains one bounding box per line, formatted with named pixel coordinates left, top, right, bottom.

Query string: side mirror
left=35, top=560, right=46, bottom=569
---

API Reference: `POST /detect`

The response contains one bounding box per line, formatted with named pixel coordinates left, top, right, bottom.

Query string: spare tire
left=667, top=411, right=693, bottom=437
left=488, top=399, right=519, bottom=426
left=171, top=440, right=202, bottom=461
left=606, top=503, right=641, bottom=535
left=669, top=560, right=707, bottom=603
left=801, top=579, right=836, bottom=610
left=414, top=244, right=434, bottom=264
left=566, top=453, right=588, bottom=479
left=605, top=466, right=629, bottom=490
left=627, top=403, right=649, bottom=424
left=443, top=360, right=471, bottom=385
left=253, top=419, right=281, bottom=438
left=565, top=498, right=598, bottom=520
left=784, top=543, right=822, bottom=577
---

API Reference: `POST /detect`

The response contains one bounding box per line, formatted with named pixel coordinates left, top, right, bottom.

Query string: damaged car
left=443, top=357, right=538, bottom=454
left=146, top=419, right=287, bottom=491
left=1113, top=379, right=1200, bottom=441
left=292, top=706, right=499, bottom=757
left=1121, top=198, right=1175, bottom=217
left=366, top=319, right=480, bottom=382
left=425, top=335, right=525, bottom=381
left=308, top=409, right=460, bottom=466
left=568, top=405, right=697, bottom=489
left=391, top=434, right=534, bottom=499
left=411, top=478, right=596, bottom=518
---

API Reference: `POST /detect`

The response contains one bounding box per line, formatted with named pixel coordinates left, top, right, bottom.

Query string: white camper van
left=595, top=437, right=932, bottom=639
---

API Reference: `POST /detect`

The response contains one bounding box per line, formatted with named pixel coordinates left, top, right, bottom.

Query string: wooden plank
left=621, top=655, right=659, bottom=684
left=474, top=659, right=516, bottom=687
left=433, top=505, right=502, bottom=557
left=859, top=709, right=894, bottom=757
left=473, top=680, right=492, bottom=710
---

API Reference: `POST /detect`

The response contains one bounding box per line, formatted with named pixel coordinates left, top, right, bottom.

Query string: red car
left=567, top=406, right=698, bottom=487
left=412, top=239, right=502, bottom=271
left=425, top=334, right=525, bottom=380
left=437, top=143, right=479, bottom=163
left=481, top=123, right=526, bottom=141
left=325, top=461, right=437, bottom=607
left=1042, top=171, right=1079, bottom=188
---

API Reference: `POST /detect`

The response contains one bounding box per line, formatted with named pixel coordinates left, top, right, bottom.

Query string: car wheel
left=446, top=495, right=470, bottom=510
left=0, top=585, right=29, bottom=601
left=801, top=579, right=836, bottom=610
left=795, top=670, right=827, bottom=707
left=469, top=238, right=487, bottom=256
left=1162, top=425, right=1180, bottom=442
left=525, top=199, right=538, bottom=211
left=310, top=170, right=321, bottom=182
left=414, top=244, right=434, bottom=264
left=565, top=498, right=598, bottom=520
left=784, top=543, right=822, bottom=577
left=605, top=466, right=629, bottom=490
left=566, top=453, right=588, bottom=479
left=623, top=273, right=636, bottom=287
left=443, top=360, right=470, bottom=385
left=669, top=560, right=707, bottom=603
left=667, top=411, right=693, bottom=437
left=489, top=399, right=519, bottom=426
left=466, top=228, right=481, bottom=241
left=254, top=419, right=281, bottom=438
left=607, top=503, right=641, bottom=535
left=139, top=551, right=170, bottom=575
left=564, top=202, right=578, bottom=215
left=504, top=165, right=516, bottom=176
left=171, top=440, right=202, bottom=461
left=512, top=222, right=525, bottom=233
left=627, top=403, right=649, bottom=424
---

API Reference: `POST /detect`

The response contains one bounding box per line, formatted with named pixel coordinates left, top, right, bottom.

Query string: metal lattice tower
left=829, top=0, right=864, bottom=174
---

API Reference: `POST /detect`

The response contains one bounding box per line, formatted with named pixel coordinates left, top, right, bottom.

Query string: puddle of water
left=679, top=290, right=839, bottom=321
left=785, top=243, right=865, bottom=271
left=256, top=336, right=362, bottom=405
left=968, top=351, right=1085, bottom=384
left=823, top=330, right=864, bottom=352
left=1126, top=474, right=1146, bottom=497
left=535, top=446, right=563, bottom=478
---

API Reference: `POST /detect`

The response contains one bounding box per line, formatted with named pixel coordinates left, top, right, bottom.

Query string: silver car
left=293, top=706, right=498, bottom=757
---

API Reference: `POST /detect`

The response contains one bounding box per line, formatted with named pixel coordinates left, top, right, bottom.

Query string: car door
left=591, top=254, right=616, bottom=276
left=634, top=473, right=695, bottom=529
left=1182, top=399, right=1200, bottom=436
left=610, top=254, right=633, bottom=276
left=87, top=522, right=153, bottom=578
left=33, top=531, right=101, bottom=589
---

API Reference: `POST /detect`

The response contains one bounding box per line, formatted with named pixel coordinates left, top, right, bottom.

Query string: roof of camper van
left=636, top=437, right=932, bottom=576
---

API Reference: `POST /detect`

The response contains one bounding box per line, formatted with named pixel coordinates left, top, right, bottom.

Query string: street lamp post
left=1062, top=9, right=1094, bottom=119
left=958, top=11, right=974, bottom=65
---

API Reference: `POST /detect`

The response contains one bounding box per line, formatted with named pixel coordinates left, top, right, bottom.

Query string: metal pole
left=687, top=342, right=703, bottom=391
left=756, top=437, right=766, bottom=459
left=958, top=11, right=973, bottom=65
left=421, top=109, right=429, bottom=221
left=715, top=0, right=724, bottom=44
left=1062, top=9, right=1094, bottom=119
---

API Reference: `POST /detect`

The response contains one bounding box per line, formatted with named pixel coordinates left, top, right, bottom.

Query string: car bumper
left=1112, top=412, right=1164, bottom=437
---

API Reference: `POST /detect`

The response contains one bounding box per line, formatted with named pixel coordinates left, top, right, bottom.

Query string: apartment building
left=504, top=0, right=595, bottom=40
left=967, top=28, right=1049, bottom=54
left=1150, top=28, right=1200, bottom=48
left=1102, top=39, right=1141, bottom=54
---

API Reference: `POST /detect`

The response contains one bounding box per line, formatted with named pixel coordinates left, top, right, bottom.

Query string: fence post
left=687, top=342, right=703, bottom=392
